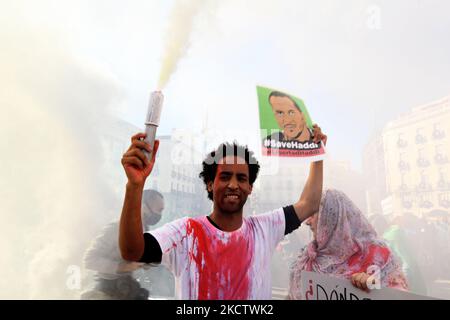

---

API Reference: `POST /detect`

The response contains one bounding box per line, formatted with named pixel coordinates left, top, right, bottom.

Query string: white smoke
left=157, top=0, right=205, bottom=89
left=0, top=24, right=126, bottom=298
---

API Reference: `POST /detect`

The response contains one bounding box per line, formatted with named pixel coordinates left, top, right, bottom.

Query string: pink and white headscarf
left=289, top=189, right=408, bottom=299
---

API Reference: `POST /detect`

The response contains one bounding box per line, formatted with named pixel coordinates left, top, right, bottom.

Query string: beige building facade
left=382, top=96, right=450, bottom=218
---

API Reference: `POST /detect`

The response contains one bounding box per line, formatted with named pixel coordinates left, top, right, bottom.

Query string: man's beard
left=217, top=196, right=248, bottom=215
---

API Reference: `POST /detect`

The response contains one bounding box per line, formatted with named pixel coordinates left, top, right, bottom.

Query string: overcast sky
left=3, top=0, right=449, bottom=168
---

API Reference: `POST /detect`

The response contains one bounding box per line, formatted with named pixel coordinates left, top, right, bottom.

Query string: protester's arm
left=293, top=124, right=326, bottom=222
left=84, top=223, right=122, bottom=274
left=293, top=161, right=323, bottom=222
left=119, top=133, right=159, bottom=261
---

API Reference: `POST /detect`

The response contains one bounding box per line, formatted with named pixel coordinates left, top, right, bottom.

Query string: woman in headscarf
left=289, top=189, right=408, bottom=299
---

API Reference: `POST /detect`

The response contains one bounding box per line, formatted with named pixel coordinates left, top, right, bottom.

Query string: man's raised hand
left=121, top=133, right=159, bottom=187
left=312, top=124, right=327, bottom=146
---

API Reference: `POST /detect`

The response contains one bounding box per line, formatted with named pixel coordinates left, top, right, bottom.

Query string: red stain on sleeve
left=348, top=244, right=391, bottom=273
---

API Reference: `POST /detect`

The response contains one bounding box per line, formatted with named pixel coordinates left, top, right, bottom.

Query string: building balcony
left=437, top=179, right=449, bottom=190
left=433, top=129, right=446, bottom=140
left=416, top=182, right=432, bottom=192
left=435, top=154, right=449, bottom=165
left=419, top=200, right=433, bottom=209
left=439, top=198, right=450, bottom=208
left=397, top=139, right=408, bottom=148
left=417, top=158, right=430, bottom=168
left=398, top=161, right=410, bottom=171
left=438, top=193, right=450, bottom=208
left=402, top=199, right=413, bottom=209
left=398, top=183, right=409, bottom=192
left=415, top=134, right=427, bottom=144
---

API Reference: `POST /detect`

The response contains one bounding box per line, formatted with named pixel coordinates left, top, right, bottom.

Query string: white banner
left=301, top=271, right=437, bottom=300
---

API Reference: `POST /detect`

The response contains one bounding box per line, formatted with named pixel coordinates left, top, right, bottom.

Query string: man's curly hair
left=199, top=142, right=260, bottom=201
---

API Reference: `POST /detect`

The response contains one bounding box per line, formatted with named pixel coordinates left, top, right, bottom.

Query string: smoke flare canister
left=143, top=91, right=164, bottom=160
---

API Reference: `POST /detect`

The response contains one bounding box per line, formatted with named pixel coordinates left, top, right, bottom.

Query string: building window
left=397, top=133, right=407, bottom=148
left=401, top=193, right=413, bottom=209
left=417, top=148, right=430, bottom=168
left=435, top=144, right=449, bottom=165
left=418, top=194, right=433, bottom=209
left=437, top=168, right=448, bottom=190
left=433, top=123, right=446, bottom=140
left=417, top=170, right=432, bottom=192
left=398, top=153, right=410, bottom=171
left=399, top=173, right=408, bottom=192
left=415, top=128, right=427, bottom=145
left=438, top=193, right=450, bottom=208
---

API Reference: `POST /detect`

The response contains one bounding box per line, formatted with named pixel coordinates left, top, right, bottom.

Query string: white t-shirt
left=150, top=208, right=285, bottom=300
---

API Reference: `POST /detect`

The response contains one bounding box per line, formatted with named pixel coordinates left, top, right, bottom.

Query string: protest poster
left=301, top=271, right=437, bottom=300
left=257, top=86, right=326, bottom=159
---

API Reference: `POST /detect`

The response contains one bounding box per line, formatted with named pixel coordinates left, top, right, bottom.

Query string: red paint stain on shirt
left=348, top=244, right=390, bottom=273
left=186, top=218, right=254, bottom=300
